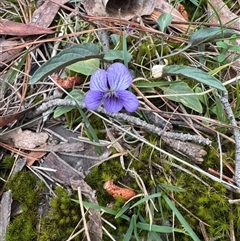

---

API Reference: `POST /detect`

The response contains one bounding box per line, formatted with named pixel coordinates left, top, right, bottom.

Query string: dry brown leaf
left=176, top=3, right=189, bottom=21
left=31, top=0, right=70, bottom=28
left=82, top=0, right=155, bottom=20
left=207, top=0, right=240, bottom=72
left=0, top=40, right=24, bottom=67
left=51, top=74, right=82, bottom=90
left=82, top=0, right=191, bottom=32
left=41, top=152, right=85, bottom=185
left=44, top=142, right=84, bottom=152
left=207, top=0, right=240, bottom=30
left=0, top=129, right=48, bottom=149
left=0, top=108, right=34, bottom=127
left=152, top=0, right=191, bottom=32
left=0, top=19, right=53, bottom=36
left=0, top=0, right=67, bottom=67
left=26, top=151, right=46, bottom=166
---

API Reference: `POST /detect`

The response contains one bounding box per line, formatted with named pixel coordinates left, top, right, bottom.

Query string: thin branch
left=216, top=91, right=240, bottom=187
left=29, top=98, right=211, bottom=145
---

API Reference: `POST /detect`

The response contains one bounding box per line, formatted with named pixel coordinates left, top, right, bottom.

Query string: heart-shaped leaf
left=104, top=50, right=132, bottom=62
left=157, top=13, right=173, bottom=32
left=189, top=27, right=238, bottom=46
left=161, top=82, right=202, bottom=113
left=67, top=58, right=100, bottom=75
left=163, top=65, right=226, bottom=91
left=30, top=43, right=102, bottom=84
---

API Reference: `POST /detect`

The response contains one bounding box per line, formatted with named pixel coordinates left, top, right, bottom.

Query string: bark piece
left=162, top=137, right=207, bottom=164
left=70, top=179, right=102, bottom=241
left=41, top=152, right=85, bottom=185
left=0, top=190, right=12, bottom=241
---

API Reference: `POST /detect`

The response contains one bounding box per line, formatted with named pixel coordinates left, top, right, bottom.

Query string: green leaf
left=229, top=45, right=240, bottom=51
left=160, top=183, right=185, bottom=192
left=30, top=43, right=101, bottom=84
left=53, top=89, right=84, bottom=118
left=67, top=58, right=100, bottom=75
left=163, top=65, right=226, bottom=91
left=162, top=193, right=201, bottom=241
left=217, top=53, right=226, bottom=63
left=135, top=81, right=175, bottom=88
left=195, top=86, right=209, bottom=106
left=148, top=231, right=164, bottom=241
left=189, top=0, right=199, bottom=6
left=189, top=27, right=238, bottom=46
left=216, top=41, right=228, bottom=49
left=157, top=13, right=173, bottom=32
left=161, top=82, right=202, bottom=113
left=104, top=50, right=132, bottom=62
left=123, top=215, right=134, bottom=241
left=123, top=31, right=129, bottom=66
left=131, top=193, right=162, bottom=209
left=110, top=34, right=120, bottom=46
left=78, top=200, right=131, bottom=221
left=136, top=223, right=174, bottom=233
left=115, top=202, right=131, bottom=219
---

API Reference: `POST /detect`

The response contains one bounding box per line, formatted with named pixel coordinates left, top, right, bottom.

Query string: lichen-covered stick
left=29, top=98, right=211, bottom=146
left=216, top=91, right=240, bottom=187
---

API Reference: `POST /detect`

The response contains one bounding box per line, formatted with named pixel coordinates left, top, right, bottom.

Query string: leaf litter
left=1, top=0, right=240, bottom=240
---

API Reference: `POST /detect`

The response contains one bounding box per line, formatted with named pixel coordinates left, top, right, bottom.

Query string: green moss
left=6, top=215, right=38, bottom=241
left=39, top=186, right=81, bottom=241
left=172, top=170, right=239, bottom=240
left=5, top=171, right=44, bottom=241
left=2, top=155, right=15, bottom=170
left=6, top=171, right=43, bottom=208
left=85, top=158, right=127, bottom=205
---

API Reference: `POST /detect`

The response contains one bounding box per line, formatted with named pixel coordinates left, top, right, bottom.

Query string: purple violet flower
left=84, top=63, right=139, bottom=113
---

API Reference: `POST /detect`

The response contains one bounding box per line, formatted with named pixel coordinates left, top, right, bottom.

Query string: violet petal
left=104, top=96, right=123, bottom=113
left=90, top=69, right=108, bottom=91
left=107, top=63, right=132, bottom=90
left=84, top=90, right=104, bottom=110
left=117, top=90, right=139, bottom=112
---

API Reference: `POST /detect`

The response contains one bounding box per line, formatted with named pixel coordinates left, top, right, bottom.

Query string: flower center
left=104, top=89, right=118, bottom=99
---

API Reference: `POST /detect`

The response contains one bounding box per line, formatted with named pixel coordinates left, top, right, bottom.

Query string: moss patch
left=5, top=171, right=44, bottom=241
left=39, top=186, right=81, bottom=241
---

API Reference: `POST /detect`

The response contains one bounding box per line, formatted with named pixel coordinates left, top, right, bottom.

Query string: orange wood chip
left=103, top=180, right=136, bottom=201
